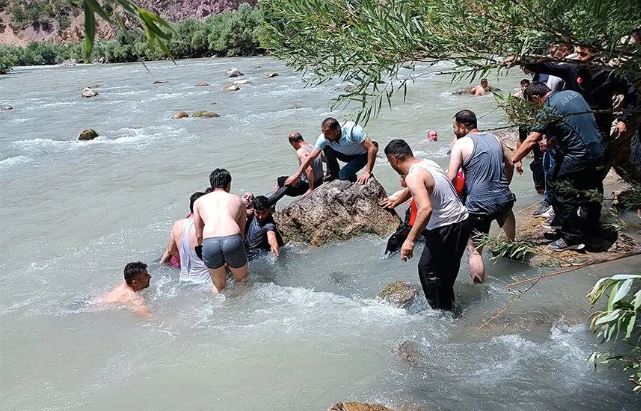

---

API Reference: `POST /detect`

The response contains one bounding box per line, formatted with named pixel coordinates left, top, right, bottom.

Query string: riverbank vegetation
left=0, top=3, right=262, bottom=74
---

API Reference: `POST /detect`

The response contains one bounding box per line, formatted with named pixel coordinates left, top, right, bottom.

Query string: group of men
left=97, top=37, right=639, bottom=312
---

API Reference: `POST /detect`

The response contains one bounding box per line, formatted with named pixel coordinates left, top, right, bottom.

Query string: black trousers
left=549, top=162, right=603, bottom=244
left=417, top=219, right=471, bottom=311
left=266, top=176, right=322, bottom=207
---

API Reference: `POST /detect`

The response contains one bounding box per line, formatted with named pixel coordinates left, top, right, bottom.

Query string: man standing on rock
left=384, top=139, right=471, bottom=311
left=448, top=110, right=516, bottom=284
left=267, top=131, right=325, bottom=206
left=284, top=117, right=378, bottom=185
left=193, top=168, right=249, bottom=293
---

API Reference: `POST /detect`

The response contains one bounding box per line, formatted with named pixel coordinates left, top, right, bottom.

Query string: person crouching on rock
left=284, top=117, right=378, bottom=186
left=91, top=261, right=152, bottom=316
left=245, top=196, right=284, bottom=260
left=385, top=139, right=471, bottom=312
left=193, top=168, right=249, bottom=293
left=266, top=131, right=325, bottom=206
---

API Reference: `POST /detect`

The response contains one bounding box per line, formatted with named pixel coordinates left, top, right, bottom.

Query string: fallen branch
left=478, top=250, right=641, bottom=330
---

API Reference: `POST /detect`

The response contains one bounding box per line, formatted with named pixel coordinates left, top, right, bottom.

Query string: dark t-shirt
left=245, top=215, right=279, bottom=252
left=532, top=91, right=603, bottom=174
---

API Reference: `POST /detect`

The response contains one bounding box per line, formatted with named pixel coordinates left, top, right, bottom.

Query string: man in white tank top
left=160, top=192, right=212, bottom=285
left=384, top=139, right=471, bottom=311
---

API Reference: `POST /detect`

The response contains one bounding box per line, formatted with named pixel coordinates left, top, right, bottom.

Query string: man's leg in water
left=501, top=210, right=516, bottom=242
left=466, top=214, right=491, bottom=283
left=207, top=267, right=227, bottom=294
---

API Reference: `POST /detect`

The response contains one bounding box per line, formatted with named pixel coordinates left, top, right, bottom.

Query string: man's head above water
left=124, top=261, right=151, bottom=292
left=252, top=195, right=271, bottom=222
left=288, top=131, right=305, bottom=149
left=209, top=168, right=232, bottom=191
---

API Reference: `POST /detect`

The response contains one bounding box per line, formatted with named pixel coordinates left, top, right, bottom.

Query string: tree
left=261, top=0, right=641, bottom=181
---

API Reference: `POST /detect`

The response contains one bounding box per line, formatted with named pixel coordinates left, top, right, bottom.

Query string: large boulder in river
left=192, top=111, right=219, bottom=118
left=328, top=403, right=394, bottom=411
left=173, top=111, right=189, bottom=119
left=78, top=128, right=99, bottom=141
left=226, top=67, right=243, bottom=77
left=377, top=282, right=420, bottom=309
left=274, top=177, right=400, bottom=246
left=81, top=87, right=99, bottom=98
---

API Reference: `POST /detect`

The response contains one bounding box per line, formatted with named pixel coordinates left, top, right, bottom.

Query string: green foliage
left=262, top=0, right=641, bottom=124
left=0, top=4, right=263, bottom=72
left=587, top=274, right=641, bottom=392
left=8, top=0, right=75, bottom=30
left=472, top=232, right=536, bottom=262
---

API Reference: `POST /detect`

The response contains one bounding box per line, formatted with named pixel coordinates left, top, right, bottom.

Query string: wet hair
left=321, top=117, right=340, bottom=131
left=384, top=139, right=413, bottom=160
left=480, top=78, right=488, bottom=84
left=520, top=79, right=531, bottom=86
left=189, top=192, right=205, bottom=213
left=209, top=168, right=232, bottom=189
left=252, top=195, right=270, bottom=211
left=453, top=110, right=477, bottom=130
left=124, top=261, right=147, bottom=285
left=524, top=81, right=551, bottom=101
left=288, top=131, right=303, bottom=144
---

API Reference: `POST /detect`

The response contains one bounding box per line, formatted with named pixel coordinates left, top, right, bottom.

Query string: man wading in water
left=385, top=139, right=471, bottom=311
left=193, top=168, right=249, bottom=293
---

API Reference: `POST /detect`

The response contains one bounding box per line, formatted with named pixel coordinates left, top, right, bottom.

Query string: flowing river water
left=1, top=57, right=640, bottom=410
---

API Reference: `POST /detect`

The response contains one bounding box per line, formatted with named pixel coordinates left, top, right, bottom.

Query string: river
left=1, top=57, right=639, bottom=410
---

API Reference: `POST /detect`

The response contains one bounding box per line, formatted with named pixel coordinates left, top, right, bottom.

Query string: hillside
left=0, top=0, right=257, bottom=46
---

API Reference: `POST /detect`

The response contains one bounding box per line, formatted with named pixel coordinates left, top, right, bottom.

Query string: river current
left=1, top=57, right=639, bottom=410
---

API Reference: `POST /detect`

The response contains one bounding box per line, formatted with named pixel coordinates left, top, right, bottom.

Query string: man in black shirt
left=245, top=196, right=284, bottom=259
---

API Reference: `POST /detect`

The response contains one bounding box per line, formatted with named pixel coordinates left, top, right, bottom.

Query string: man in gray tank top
left=385, top=139, right=471, bottom=312
left=448, top=110, right=516, bottom=284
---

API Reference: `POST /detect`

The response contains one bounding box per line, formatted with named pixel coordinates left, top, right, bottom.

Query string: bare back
left=195, top=190, right=245, bottom=238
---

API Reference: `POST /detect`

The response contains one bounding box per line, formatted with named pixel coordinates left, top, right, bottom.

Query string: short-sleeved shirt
left=314, top=121, right=368, bottom=156
left=532, top=91, right=603, bottom=174
left=245, top=215, right=277, bottom=252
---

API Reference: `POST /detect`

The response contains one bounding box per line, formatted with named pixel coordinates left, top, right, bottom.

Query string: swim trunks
left=201, top=234, right=247, bottom=269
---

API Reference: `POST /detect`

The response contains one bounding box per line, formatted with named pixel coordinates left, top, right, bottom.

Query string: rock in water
left=226, top=67, right=243, bottom=77
left=81, top=87, right=99, bottom=98
left=274, top=178, right=400, bottom=246
left=225, top=84, right=240, bottom=91
left=377, top=282, right=419, bottom=309
left=192, top=111, right=219, bottom=118
left=1, top=105, right=13, bottom=111
left=78, top=129, right=99, bottom=141
left=265, top=72, right=279, bottom=78
left=328, top=402, right=394, bottom=411
left=233, top=79, right=251, bottom=85
left=195, top=81, right=209, bottom=86
left=173, top=111, right=189, bottom=119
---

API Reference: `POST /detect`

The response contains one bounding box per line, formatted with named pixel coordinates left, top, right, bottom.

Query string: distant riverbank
left=0, top=4, right=263, bottom=74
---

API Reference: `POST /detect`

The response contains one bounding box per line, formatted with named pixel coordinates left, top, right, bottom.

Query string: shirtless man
left=193, top=168, right=248, bottom=293
left=426, top=129, right=438, bottom=142
left=470, top=79, right=491, bottom=96
left=267, top=131, right=324, bottom=206
left=92, top=261, right=151, bottom=316
left=384, top=139, right=470, bottom=311
left=160, top=192, right=211, bottom=284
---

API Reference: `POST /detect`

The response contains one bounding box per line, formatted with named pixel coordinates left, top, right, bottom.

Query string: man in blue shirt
left=512, top=82, right=604, bottom=251
left=284, top=117, right=378, bottom=185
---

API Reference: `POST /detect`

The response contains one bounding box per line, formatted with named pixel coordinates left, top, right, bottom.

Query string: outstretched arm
left=401, top=171, right=434, bottom=261
left=267, top=231, right=280, bottom=256
left=160, top=223, right=179, bottom=263
left=512, top=131, right=543, bottom=163
left=285, top=148, right=321, bottom=186
left=357, top=138, right=378, bottom=184
left=380, top=187, right=411, bottom=209
left=499, top=137, right=515, bottom=183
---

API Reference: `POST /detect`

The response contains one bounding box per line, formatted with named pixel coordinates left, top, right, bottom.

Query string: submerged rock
left=192, top=111, right=219, bottom=118
left=195, top=80, right=209, bottom=86
left=328, top=402, right=394, bottom=411
left=81, top=87, right=99, bottom=98
left=78, top=128, right=99, bottom=141
left=233, top=79, right=251, bottom=85
left=1, top=105, right=13, bottom=111
left=274, top=178, right=400, bottom=246
left=225, top=84, right=240, bottom=91
left=173, top=111, right=189, bottom=119
left=396, top=340, right=421, bottom=365
left=226, top=67, right=243, bottom=77
left=265, top=72, right=279, bottom=78
left=153, top=80, right=168, bottom=84
left=377, top=281, right=420, bottom=309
